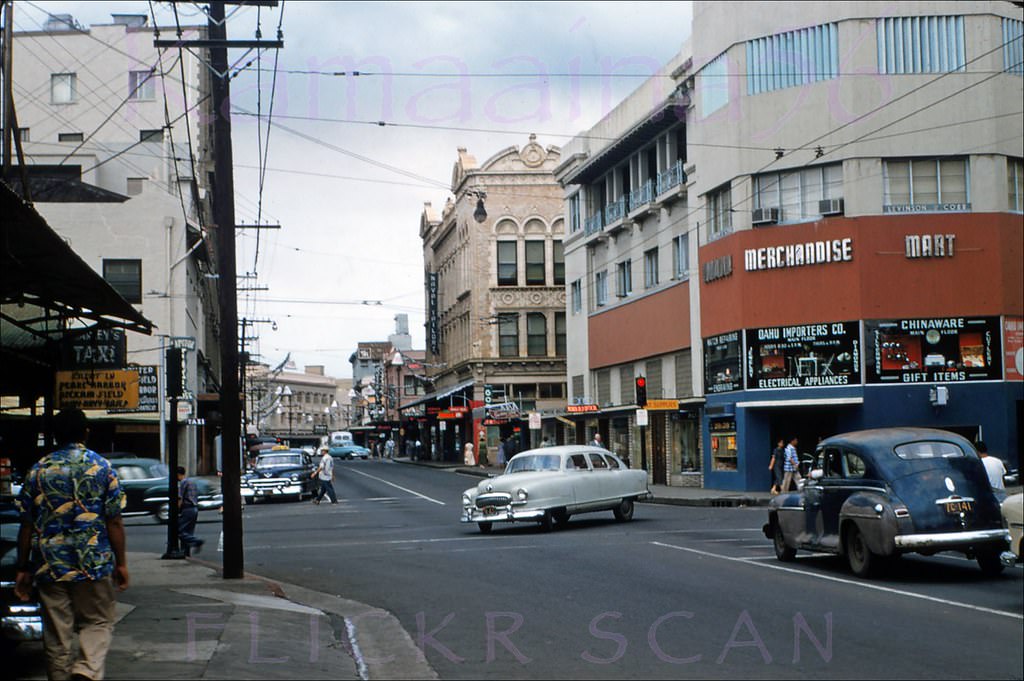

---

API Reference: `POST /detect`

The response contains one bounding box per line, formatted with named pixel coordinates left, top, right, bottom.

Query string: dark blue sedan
left=763, top=427, right=1009, bottom=578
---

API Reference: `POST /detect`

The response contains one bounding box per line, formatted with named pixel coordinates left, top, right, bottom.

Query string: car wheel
left=773, top=520, right=796, bottom=561
left=155, top=503, right=170, bottom=524
left=976, top=549, right=1005, bottom=577
left=613, top=498, right=634, bottom=522
left=477, top=521, right=493, bottom=534
left=845, top=525, right=878, bottom=577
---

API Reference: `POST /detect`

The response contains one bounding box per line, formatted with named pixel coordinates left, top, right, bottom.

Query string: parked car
left=241, top=449, right=317, bottom=503
left=109, top=457, right=222, bottom=523
left=461, top=445, right=649, bottom=533
left=763, top=427, right=1010, bottom=578
left=329, top=444, right=371, bottom=460
left=1000, top=492, right=1023, bottom=567
left=0, top=500, right=43, bottom=652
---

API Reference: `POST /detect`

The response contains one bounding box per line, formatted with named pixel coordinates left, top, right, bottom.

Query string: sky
left=24, top=1, right=694, bottom=377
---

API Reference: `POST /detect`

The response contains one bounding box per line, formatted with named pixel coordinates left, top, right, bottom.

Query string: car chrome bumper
left=893, top=528, right=1010, bottom=549
left=461, top=506, right=546, bottom=523
left=241, top=482, right=303, bottom=497
left=999, top=551, right=1020, bottom=567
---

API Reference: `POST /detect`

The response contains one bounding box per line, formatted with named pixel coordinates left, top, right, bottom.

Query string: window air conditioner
left=751, top=207, right=781, bottom=226
left=819, top=198, right=845, bottom=216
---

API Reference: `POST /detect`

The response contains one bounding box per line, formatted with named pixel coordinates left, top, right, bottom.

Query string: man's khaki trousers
left=38, top=577, right=116, bottom=681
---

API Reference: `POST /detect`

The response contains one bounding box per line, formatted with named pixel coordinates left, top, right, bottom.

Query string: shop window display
left=710, top=419, right=738, bottom=471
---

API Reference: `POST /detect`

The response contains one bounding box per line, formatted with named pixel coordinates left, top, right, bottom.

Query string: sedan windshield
left=257, top=455, right=302, bottom=467
left=506, top=454, right=561, bottom=473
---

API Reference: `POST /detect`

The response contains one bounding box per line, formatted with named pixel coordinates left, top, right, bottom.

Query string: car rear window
left=893, top=441, right=966, bottom=459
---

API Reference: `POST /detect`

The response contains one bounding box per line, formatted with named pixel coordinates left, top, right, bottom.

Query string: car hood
left=888, top=463, right=1002, bottom=532
left=473, top=471, right=559, bottom=494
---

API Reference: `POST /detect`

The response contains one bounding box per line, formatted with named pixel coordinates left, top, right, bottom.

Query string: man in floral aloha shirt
left=14, top=408, right=129, bottom=681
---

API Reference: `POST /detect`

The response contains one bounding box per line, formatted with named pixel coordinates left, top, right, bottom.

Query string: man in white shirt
left=976, top=441, right=1007, bottom=501
left=312, top=447, right=337, bottom=505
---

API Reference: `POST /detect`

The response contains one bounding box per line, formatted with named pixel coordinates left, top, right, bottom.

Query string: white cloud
left=25, top=1, right=693, bottom=377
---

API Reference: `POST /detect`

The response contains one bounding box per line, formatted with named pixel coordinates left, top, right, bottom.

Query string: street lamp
left=276, top=385, right=293, bottom=437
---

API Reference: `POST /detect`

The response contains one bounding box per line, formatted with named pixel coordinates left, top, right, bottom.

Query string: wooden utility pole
left=157, top=0, right=282, bottom=580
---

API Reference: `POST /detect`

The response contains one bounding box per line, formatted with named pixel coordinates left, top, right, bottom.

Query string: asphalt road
left=123, top=460, right=1024, bottom=679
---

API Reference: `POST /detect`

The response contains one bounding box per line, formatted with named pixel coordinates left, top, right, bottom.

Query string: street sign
left=635, top=409, right=649, bottom=427
left=55, top=370, right=140, bottom=410
left=108, top=366, right=159, bottom=413
left=170, top=336, right=196, bottom=351
left=528, top=412, right=541, bottom=429
left=645, top=399, right=679, bottom=411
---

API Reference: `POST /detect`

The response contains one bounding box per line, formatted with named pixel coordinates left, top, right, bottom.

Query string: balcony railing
left=629, top=180, right=654, bottom=212
left=656, top=160, right=686, bottom=196
left=604, top=196, right=627, bottom=225
left=584, top=213, right=604, bottom=236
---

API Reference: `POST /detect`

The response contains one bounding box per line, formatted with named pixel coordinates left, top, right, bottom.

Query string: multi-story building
left=348, top=315, right=425, bottom=450
left=411, top=136, right=567, bottom=462
left=10, top=12, right=219, bottom=471
left=248, top=363, right=342, bottom=446
left=557, top=1, right=1023, bottom=490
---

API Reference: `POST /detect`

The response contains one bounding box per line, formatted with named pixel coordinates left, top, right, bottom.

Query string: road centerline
left=651, top=541, right=1023, bottom=620
left=344, top=468, right=446, bottom=505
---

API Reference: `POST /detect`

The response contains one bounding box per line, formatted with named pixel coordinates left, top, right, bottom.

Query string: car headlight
left=516, top=488, right=528, bottom=501
left=290, top=473, right=299, bottom=481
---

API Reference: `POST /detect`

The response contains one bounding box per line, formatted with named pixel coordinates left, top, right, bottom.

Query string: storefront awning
left=1, top=181, right=155, bottom=399
left=399, top=378, right=475, bottom=411
left=0, top=181, right=153, bottom=334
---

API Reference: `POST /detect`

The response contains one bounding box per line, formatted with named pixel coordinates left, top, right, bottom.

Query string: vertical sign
left=1005, top=316, right=1023, bottom=381
left=427, top=272, right=439, bottom=354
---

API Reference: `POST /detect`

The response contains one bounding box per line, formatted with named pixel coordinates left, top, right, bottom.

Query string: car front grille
left=476, top=493, right=512, bottom=509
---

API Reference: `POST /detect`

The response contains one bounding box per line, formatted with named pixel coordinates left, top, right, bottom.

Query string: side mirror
left=810, top=469, right=824, bottom=480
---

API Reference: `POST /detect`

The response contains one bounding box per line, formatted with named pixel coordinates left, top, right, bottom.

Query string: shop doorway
left=651, top=412, right=667, bottom=484
left=769, top=408, right=841, bottom=469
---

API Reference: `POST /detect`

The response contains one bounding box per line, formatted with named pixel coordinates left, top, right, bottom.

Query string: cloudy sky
left=24, top=1, right=693, bottom=377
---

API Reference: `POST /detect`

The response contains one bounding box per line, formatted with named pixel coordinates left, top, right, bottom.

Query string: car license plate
left=482, top=506, right=497, bottom=516
left=944, top=500, right=972, bottom=514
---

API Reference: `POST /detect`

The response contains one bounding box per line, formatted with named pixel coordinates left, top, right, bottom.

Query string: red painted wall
left=699, top=213, right=1023, bottom=337
left=588, top=281, right=691, bottom=368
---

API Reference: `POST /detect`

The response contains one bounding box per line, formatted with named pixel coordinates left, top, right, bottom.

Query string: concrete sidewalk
left=391, top=456, right=773, bottom=507
left=19, top=551, right=437, bottom=680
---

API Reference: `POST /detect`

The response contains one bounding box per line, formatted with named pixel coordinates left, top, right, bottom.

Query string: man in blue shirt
left=15, top=408, right=129, bottom=681
left=781, top=436, right=803, bottom=493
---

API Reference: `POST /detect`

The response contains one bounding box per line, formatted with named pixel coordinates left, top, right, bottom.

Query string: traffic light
left=166, top=347, right=183, bottom=398
left=634, top=376, right=647, bottom=406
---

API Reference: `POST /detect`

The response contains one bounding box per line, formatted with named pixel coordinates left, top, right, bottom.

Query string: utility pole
left=157, top=0, right=282, bottom=580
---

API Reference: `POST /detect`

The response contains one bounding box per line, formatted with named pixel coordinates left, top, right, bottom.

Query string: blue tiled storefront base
left=703, top=382, right=1023, bottom=492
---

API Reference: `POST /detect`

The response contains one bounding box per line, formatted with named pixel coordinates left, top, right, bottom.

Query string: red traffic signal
left=634, top=376, right=647, bottom=406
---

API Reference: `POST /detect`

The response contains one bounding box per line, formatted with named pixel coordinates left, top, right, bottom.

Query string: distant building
left=414, top=136, right=567, bottom=462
